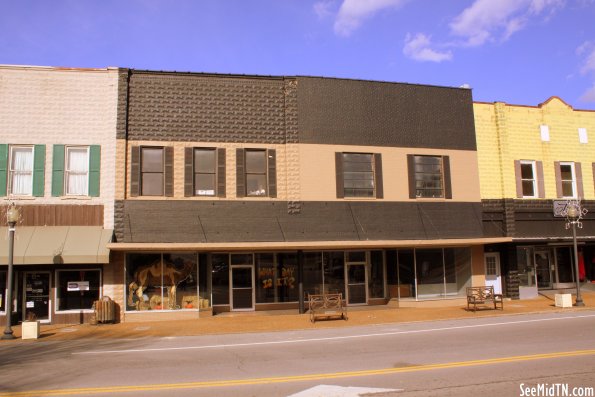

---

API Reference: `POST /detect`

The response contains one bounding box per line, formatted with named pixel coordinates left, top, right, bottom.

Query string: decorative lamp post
left=564, top=200, right=587, bottom=307
left=2, top=203, right=19, bottom=339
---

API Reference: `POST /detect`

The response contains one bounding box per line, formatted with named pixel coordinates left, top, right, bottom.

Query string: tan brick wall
left=0, top=66, right=119, bottom=228
left=299, top=144, right=482, bottom=202
left=103, top=251, right=125, bottom=322
left=475, top=98, right=595, bottom=200
left=124, top=141, right=481, bottom=202
left=125, top=141, right=290, bottom=200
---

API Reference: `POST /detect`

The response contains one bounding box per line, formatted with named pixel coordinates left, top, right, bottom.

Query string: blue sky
left=2, top=0, right=595, bottom=108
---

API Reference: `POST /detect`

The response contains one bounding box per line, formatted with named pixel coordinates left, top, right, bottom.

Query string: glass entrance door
left=534, top=250, right=553, bottom=289
left=346, top=263, right=367, bottom=305
left=230, top=266, right=254, bottom=311
left=23, top=272, right=51, bottom=323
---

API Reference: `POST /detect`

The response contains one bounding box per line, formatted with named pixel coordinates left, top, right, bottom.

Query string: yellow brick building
left=474, top=97, right=595, bottom=300
left=475, top=97, right=594, bottom=201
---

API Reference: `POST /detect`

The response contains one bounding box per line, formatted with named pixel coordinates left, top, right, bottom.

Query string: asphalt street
left=0, top=311, right=594, bottom=397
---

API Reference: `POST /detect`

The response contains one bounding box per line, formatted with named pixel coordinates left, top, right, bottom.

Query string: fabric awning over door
left=0, top=226, right=112, bottom=265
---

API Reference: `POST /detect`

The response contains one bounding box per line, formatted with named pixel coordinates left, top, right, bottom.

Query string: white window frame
left=8, top=145, right=34, bottom=196
left=520, top=160, right=537, bottom=198
left=65, top=146, right=90, bottom=196
left=559, top=162, right=577, bottom=198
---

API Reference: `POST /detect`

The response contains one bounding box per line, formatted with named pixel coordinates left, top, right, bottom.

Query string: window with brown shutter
left=236, top=148, right=275, bottom=198
left=139, top=146, right=165, bottom=196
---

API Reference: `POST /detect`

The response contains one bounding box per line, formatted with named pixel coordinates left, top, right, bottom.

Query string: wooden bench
left=308, top=293, right=348, bottom=323
left=466, top=286, right=504, bottom=312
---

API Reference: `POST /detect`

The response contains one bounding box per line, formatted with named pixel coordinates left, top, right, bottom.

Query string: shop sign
left=67, top=281, right=90, bottom=291
left=553, top=200, right=569, bottom=217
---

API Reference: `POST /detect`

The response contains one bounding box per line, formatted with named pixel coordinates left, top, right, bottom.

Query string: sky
left=2, top=0, right=595, bottom=109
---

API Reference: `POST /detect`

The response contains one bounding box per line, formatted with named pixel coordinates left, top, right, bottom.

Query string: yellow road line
left=2, top=349, right=594, bottom=397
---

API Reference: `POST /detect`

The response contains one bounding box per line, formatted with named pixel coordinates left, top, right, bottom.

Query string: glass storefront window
left=556, top=247, right=574, bottom=284
left=56, top=270, right=100, bottom=311
left=212, top=254, right=229, bottom=305
left=126, top=253, right=198, bottom=311
left=517, top=247, right=535, bottom=287
left=398, top=250, right=415, bottom=298
left=386, top=250, right=398, bottom=298
left=199, top=253, right=211, bottom=308
left=444, top=248, right=471, bottom=296
left=255, top=253, right=298, bottom=303
left=369, top=250, right=385, bottom=298
left=256, top=253, right=276, bottom=303
left=416, top=249, right=444, bottom=298
left=323, top=252, right=345, bottom=295
left=303, top=252, right=323, bottom=297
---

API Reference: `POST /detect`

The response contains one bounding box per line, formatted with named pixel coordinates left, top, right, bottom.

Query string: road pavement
left=1, top=310, right=594, bottom=396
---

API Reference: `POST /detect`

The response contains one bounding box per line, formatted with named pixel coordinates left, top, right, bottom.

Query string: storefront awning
left=107, top=237, right=513, bottom=252
left=0, top=226, right=113, bottom=265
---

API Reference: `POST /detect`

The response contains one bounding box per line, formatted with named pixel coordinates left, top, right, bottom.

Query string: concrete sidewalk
left=4, top=291, right=594, bottom=342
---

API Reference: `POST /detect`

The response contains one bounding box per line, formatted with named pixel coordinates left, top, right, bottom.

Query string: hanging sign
left=67, top=281, right=90, bottom=291
left=553, top=200, right=568, bottom=217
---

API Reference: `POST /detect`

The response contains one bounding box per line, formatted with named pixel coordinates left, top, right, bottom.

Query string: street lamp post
left=565, top=201, right=587, bottom=307
left=2, top=203, right=19, bottom=340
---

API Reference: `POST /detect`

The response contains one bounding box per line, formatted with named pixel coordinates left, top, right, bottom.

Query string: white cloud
left=578, top=44, right=595, bottom=75
left=576, top=42, right=595, bottom=103
left=449, top=0, right=565, bottom=47
left=580, top=83, right=595, bottom=103
left=403, top=33, right=452, bottom=63
left=333, top=0, right=408, bottom=37
left=313, top=0, right=336, bottom=19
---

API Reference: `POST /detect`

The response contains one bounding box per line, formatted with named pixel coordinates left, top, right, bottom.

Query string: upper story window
left=515, top=160, right=544, bottom=199
left=520, top=161, right=537, bottom=198
left=413, top=155, right=443, bottom=198
left=559, top=162, right=577, bottom=198
left=335, top=152, right=383, bottom=199
left=9, top=145, right=34, bottom=196
left=342, top=153, right=374, bottom=198
left=0, top=144, right=45, bottom=198
left=65, top=147, right=89, bottom=196
left=236, top=148, right=276, bottom=198
left=184, top=147, right=226, bottom=198
left=578, top=128, right=588, bottom=144
left=194, top=148, right=216, bottom=196
left=51, top=145, right=100, bottom=197
left=130, top=146, right=173, bottom=197
left=141, top=147, right=164, bottom=196
left=407, top=154, right=451, bottom=199
left=246, top=150, right=267, bottom=197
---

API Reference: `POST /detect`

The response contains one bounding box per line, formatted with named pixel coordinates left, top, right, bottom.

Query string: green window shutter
left=33, top=145, right=46, bottom=197
left=52, top=145, right=65, bottom=196
left=89, top=145, right=101, bottom=197
left=0, top=144, right=8, bottom=197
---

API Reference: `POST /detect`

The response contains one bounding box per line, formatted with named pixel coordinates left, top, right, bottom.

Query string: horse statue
left=128, top=258, right=194, bottom=310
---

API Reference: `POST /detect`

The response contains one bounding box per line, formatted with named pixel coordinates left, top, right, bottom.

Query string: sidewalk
left=4, top=291, right=594, bottom=342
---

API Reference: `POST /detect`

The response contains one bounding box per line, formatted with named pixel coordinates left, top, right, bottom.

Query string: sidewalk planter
left=21, top=320, right=40, bottom=339
left=555, top=293, right=572, bottom=308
